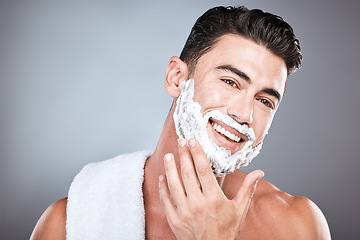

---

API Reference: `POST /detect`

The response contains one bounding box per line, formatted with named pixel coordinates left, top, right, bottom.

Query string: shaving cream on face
left=173, top=79, right=263, bottom=176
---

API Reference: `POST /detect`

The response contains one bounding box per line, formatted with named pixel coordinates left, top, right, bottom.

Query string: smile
left=212, top=123, right=241, bottom=142
left=210, top=119, right=247, bottom=144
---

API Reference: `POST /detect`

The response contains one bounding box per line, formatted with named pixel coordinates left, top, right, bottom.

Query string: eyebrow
left=216, top=65, right=251, bottom=83
left=262, top=88, right=282, bottom=102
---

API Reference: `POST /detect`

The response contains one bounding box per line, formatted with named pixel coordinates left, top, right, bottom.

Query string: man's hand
left=159, top=138, right=264, bottom=240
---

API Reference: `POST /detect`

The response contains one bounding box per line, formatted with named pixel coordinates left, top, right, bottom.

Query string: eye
left=258, top=98, right=274, bottom=109
left=222, top=79, right=237, bottom=88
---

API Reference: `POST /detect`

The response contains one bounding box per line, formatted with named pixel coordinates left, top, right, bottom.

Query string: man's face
left=191, top=34, right=287, bottom=154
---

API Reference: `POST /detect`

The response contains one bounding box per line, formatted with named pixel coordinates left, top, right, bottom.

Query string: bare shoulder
left=30, top=197, right=67, bottom=240
left=223, top=170, right=331, bottom=239
left=253, top=188, right=331, bottom=239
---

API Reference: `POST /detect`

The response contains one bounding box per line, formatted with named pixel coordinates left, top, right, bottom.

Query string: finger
left=187, top=138, right=219, bottom=195
left=159, top=174, right=178, bottom=224
left=233, top=170, right=264, bottom=208
left=163, top=153, right=186, bottom=206
left=178, top=138, right=202, bottom=197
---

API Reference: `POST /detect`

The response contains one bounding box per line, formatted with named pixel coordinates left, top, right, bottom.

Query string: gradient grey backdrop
left=1, top=0, right=359, bottom=239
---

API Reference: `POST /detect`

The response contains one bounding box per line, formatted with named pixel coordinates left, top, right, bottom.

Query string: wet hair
left=180, top=6, right=302, bottom=76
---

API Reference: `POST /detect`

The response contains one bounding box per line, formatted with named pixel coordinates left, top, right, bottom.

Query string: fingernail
left=164, top=153, right=172, bottom=162
left=159, top=175, right=163, bottom=182
left=178, top=138, right=187, bottom=148
left=188, top=138, right=196, bottom=147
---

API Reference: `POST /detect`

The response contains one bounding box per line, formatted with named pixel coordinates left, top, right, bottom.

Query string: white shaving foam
left=173, top=79, right=263, bottom=176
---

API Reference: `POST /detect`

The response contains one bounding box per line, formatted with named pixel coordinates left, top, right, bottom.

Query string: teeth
left=224, top=130, right=231, bottom=138
left=213, top=123, right=241, bottom=143
left=216, top=124, right=222, bottom=132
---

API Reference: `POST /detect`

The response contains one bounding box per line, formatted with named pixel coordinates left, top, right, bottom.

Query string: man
left=31, top=6, right=331, bottom=239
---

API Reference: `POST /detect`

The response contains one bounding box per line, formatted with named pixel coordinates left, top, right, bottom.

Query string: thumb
left=233, top=170, right=264, bottom=207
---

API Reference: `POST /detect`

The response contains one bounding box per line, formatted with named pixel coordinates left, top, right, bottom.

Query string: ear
left=165, top=56, right=189, bottom=98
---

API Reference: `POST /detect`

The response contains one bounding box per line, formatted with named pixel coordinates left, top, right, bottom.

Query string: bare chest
left=144, top=205, right=277, bottom=240
left=237, top=207, right=283, bottom=240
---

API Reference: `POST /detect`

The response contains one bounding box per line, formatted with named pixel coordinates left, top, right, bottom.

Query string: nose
left=227, top=93, right=254, bottom=125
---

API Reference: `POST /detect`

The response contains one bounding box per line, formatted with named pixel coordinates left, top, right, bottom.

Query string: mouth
left=208, top=118, right=248, bottom=152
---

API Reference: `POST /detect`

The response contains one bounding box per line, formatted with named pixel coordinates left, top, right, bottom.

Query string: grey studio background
left=1, top=0, right=359, bottom=239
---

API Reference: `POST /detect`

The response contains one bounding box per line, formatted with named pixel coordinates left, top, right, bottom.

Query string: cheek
left=253, top=111, right=275, bottom=143
left=193, top=83, right=231, bottom=111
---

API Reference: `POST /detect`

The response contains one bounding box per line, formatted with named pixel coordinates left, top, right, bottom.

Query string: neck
left=145, top=105, right=179, bottom=184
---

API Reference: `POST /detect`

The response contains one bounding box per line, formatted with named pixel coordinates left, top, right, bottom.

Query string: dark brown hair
left=180, top=6, right=302, bottom=76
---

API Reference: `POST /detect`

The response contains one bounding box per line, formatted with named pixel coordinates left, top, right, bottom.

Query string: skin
left=31, top=34, right=331, bottom=239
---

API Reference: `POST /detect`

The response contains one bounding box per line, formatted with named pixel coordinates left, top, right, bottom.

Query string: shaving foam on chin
left=173, top=79, right=263, bottom=176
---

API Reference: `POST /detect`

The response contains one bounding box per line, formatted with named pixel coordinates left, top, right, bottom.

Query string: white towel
left=66, top=150, right=153, bottom=240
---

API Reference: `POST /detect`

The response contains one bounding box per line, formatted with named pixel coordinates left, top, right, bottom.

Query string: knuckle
left=249, top=187, right=256, bottom=197
left=189, top=201, right=202, bottom=213
left=240, top=184, right=255, bottom=198
left=164, top=161, right=174, bottom=171
left=181, top=169, right=192, bottom=180
left=197, top=166, right=210, bottom=176
left=169, top=183, right=181, bottom=193
left=169, top=216, right=181, bottom=228
left=208, top=195, right=220, bottom=207
left=246, top=185, right=256, bottom=196
left=178, top=210, right=191, bottom=224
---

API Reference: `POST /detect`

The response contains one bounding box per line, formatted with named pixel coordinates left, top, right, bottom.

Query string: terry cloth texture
left=66, top=150, right=153, bottom=240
